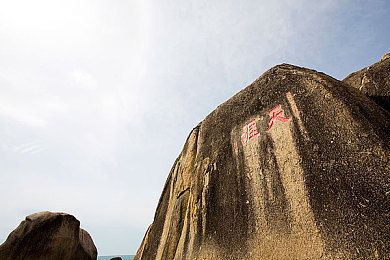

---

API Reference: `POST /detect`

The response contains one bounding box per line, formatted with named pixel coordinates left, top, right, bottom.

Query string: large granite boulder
left=343, top=53, right=390, bottom=112
left=135, top=64, right=390, bottom=259
left=0, top=211, right=97, bottom=260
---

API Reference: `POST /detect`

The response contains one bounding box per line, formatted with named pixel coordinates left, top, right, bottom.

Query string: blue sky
left=0, top=0, right=389, bottom=255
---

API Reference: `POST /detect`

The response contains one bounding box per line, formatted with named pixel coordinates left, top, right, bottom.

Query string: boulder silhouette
left=343, top=54, right=390, bottom=112
left=0, top=211, right=97, bottom=260
left=134, top=64, right=390, bottom=259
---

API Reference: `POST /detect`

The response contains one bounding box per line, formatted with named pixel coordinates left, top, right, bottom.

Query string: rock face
left=135, top=64, right=390, bottom=259
left=0, top=211, right=97, bottom=260
left=343, top=54, right=390, bottom=112
left=382, top=53, right=390, bottom=61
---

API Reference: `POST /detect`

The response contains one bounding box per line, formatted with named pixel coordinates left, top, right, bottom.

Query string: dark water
left=97, top=255, right=134, bottom=260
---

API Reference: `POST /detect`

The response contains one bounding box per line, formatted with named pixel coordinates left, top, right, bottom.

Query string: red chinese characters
left=266, top=105, right=291, bottom=132
left=241, top=119, right=260, bottom=144
left=241, top=102, right=292, bottom=144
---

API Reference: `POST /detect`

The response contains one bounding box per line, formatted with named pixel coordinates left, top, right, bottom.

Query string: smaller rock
left=0, top=211, right=97, bottom=260
left=343, top=53, right=390, bottom=112
left=110, top=257, right=122, bottom=260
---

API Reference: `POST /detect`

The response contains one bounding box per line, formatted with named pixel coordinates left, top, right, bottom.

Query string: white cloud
left=0, top=105, right=48, bottom=127
left=72, top=70, right=98, bottom=90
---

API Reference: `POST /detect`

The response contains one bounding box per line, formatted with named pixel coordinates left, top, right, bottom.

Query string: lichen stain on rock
left=266, top=116, right=324, bottom=258
left=235, top=106, right=325, bottom=259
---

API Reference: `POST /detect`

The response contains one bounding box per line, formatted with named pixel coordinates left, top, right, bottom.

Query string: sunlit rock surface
left=135, top=64, right=390, bottom=259
left=0, top=211, right=97, bottom=260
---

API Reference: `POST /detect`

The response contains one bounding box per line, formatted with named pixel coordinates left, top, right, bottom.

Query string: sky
left=0, top=0, right=389, bottom=256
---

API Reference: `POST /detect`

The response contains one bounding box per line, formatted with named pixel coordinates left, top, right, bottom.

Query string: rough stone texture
left=343, top=54, right=390, bottom=112
left=135, top=64, right=390, bottom=260
left=382, top=53, right=390, bottom=61
left=0, top=211, right=97, bottom=260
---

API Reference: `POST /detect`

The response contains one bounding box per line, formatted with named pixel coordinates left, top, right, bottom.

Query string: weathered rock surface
left=135, top=64, right=390, bottom=259
left=0, top=211, right=97, bottom=260
left=343, top=54, right=390, bottom=112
